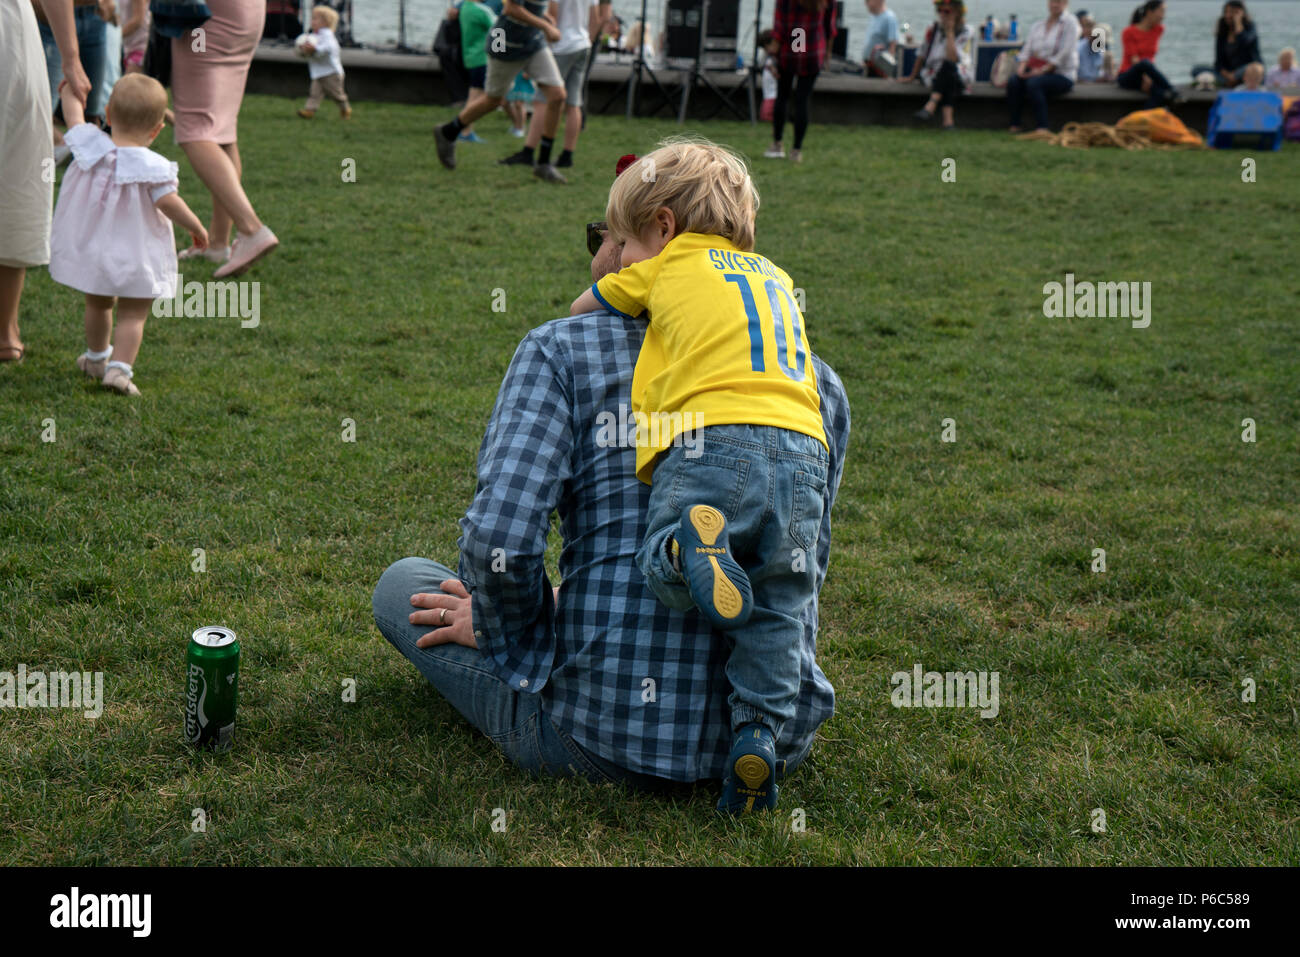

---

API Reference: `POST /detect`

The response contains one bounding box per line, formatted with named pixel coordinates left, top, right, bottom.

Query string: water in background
left=352, top=0, right=1300, bottom=83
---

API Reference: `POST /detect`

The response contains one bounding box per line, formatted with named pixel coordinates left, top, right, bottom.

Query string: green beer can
left=185, top=626, right=240, bottom=751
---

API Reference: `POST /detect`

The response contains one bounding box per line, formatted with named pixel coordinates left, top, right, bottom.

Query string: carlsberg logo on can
left=184, top=663, right=206, bottom=742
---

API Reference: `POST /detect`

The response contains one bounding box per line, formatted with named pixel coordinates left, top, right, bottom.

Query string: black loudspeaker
left=831, top=1, right=848, bottom=58
left=665, top=0, right=741, bottom=59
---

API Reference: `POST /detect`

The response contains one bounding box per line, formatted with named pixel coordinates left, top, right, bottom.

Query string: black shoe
left=533, top=163, right=567, bottom=184
left=555, top=153, right=573, bottom=168
left=913, top=107, right=935, bottom=123
left=498, top=149, right=534, bottom=166
left=432, top=125, right=457, bottom=170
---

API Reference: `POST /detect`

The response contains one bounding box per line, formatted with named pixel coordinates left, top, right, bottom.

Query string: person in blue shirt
left=862, top=0, right=901, bottom=76
left=371, top=220, right=851, bottom=803
left=1075, top=10, right=1106, bottom=82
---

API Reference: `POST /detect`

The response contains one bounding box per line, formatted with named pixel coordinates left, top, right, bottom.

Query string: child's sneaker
left=297, top=108, right=315, bottom=119
left=76, top=354, right=108, bottom=380
left=674, top=504, right=752, bottom=629
left=717, top=723, right=778, bottom=814
left=102, top=366, right=140, bottom=396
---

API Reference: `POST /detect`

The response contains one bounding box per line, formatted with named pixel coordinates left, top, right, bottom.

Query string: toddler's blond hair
left=313, top=5, right=339, bottom=29
left=107, top=74, right=169, bottom=136
left=607, top=138, right=760, bottom=252
left=1243, top=61, right=1265, bottom=86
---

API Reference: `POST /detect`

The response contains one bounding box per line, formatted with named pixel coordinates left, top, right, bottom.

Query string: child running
left=570, top=138, right=828, bottom=815
left=297, top=6, right=352, bottom=120
left=50, top=74, right=207, bottom=396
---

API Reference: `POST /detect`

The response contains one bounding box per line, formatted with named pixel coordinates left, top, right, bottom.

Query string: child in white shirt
left=297, top=6, right=351, bottom=119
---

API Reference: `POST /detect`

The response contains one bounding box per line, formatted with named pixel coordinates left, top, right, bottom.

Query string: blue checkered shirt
left=458, top=312, right=851, bottom=781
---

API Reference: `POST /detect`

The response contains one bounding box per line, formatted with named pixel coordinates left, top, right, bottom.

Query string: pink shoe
left=213, top=226, right=279, bottom=279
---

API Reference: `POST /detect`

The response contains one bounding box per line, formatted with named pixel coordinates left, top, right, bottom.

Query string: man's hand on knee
left=409, top=579, right=478, bottom=649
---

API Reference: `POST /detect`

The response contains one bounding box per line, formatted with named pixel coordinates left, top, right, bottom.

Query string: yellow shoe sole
left=689, top=506, right=745, bottom=620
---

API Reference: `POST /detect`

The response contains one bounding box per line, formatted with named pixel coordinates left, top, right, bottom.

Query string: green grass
left=2, top=94, right=1298, bottom=865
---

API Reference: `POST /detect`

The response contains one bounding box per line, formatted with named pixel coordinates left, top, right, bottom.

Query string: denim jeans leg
left=77, top=8, right=108, bottom=119
left=39, top=22, right=61, bottom=107
left=1006, top=73, right=1025, bottom=126
left=1028, top=74, right=1072, bottom=129
left=373, top=557, right=663, bottom=790
left=724, top=433, right=827, bottom=739
left=372, top=558, right=540, bottom=761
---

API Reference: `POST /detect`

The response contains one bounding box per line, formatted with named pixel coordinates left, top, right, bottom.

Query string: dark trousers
left=1117, top=59, right=1172, bottom=109
left=929, top=59, right=965, bottom=107
left=773, top=69, right=819, bottom=149
left=1006, top=72, right=1074, bottom=129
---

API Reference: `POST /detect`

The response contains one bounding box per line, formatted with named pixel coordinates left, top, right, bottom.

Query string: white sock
left=106, top=360, right=133, bottom=378
left=84, top=346, right=112, bottom=361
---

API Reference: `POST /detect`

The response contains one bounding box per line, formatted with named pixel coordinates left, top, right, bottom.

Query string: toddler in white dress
left=50, top=74, right=207, bottom=396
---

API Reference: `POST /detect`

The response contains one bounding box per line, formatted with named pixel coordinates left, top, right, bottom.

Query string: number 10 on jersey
left=724, top=273, right=808, bottom=382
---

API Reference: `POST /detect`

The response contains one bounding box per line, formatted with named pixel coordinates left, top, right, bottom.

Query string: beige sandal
left=102, top=366, right=141, bottom=396
left=76, top=354, right=108, bottom=379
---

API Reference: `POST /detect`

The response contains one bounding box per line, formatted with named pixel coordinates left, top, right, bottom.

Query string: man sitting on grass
left=371, top=193, right=851, bottom=804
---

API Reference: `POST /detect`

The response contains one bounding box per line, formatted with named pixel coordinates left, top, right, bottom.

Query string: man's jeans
left=1006, top=72, right=1074, bottom=130
left=636, top=424, right=829, bottom=740
left=40, top=6, right=109, bottom=120
left=372, top=557, right=669, bottom=791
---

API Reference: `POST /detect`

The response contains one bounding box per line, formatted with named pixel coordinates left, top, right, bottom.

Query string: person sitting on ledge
left=1115, top=0, right=1181, bottom=109
left=1007, top=0, right=1080, bottom=133
left=899, top=0, right=974, bottom=131
left=1190, top=1, right=1263, bottom=90
left=1265, top=48, right=1300, bottom=90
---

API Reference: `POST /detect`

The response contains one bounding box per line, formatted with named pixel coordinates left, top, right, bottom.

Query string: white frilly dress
left=49, top=124, right=180, bottom=299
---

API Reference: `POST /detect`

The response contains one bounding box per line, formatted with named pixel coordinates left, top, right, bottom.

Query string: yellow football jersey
left=592, top=232, right=827, bottom=484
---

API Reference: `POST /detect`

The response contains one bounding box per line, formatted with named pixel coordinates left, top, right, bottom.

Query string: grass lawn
left=1, top=93, right=1298, bottom=866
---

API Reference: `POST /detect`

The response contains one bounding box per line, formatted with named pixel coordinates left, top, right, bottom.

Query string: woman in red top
left=1116, top=0, right=1181, bottom=108
left=766, top=0, right=838, bottom=164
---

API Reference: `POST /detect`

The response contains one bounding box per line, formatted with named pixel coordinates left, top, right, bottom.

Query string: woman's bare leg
left=207, top=142, right=243, bottom=248
left=0, top=266, right=26, bottom=356
left=181, top=140, right=261, bottom=243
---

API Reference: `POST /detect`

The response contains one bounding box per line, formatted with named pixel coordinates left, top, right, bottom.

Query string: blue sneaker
left=717, top=723, right=778, bottom=814
left=458, top=131, right=485, bottom=143
left=674, top=504, right=752, bottom=629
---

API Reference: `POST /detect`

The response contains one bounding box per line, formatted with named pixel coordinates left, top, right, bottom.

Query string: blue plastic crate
left=1207, top=90, right=1284, bottom=150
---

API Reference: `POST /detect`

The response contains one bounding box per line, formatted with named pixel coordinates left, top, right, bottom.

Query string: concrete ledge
left=249, top=43, right=1237, bottom=131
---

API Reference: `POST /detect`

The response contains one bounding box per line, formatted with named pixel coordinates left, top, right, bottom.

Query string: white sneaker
left=763, top=146, right=786, bottom=159
left=790, top=149, right=803, bottom=164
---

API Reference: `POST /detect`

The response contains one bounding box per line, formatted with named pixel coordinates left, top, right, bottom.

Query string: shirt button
left=519, top=679, right=529, bottom=688
left=474, top=630, right=483, bottom=639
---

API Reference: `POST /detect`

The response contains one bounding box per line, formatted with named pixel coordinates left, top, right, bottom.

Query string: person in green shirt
left=458, top=0, right=496, bottom=142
